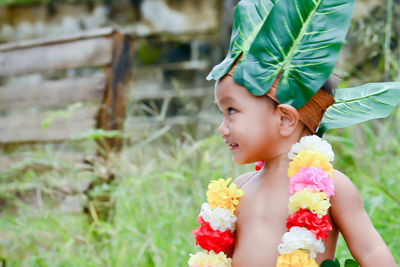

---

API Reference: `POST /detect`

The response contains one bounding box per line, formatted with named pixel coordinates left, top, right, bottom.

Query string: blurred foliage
left=343, top=0, right=400, bottom=84
left=137, top=41, right=163, bottom=65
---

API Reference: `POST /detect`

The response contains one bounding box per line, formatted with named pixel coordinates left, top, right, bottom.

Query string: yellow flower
left=207, top=178, right=243, bottom=214
left=288, top=189, right=331, bottom=217
left=276, top=250, right=318, bottom=267
left=288, top=151, right=333, bottom=177
left=188, top=250, right=232, bottom=267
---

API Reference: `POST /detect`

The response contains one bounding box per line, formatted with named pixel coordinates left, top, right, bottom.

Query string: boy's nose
left=218, top=120, right=230, bottom=136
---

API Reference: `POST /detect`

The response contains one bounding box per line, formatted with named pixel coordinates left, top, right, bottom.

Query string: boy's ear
left=276, top=104, right=301, bottom=136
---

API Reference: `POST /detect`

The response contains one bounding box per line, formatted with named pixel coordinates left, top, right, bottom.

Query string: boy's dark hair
left=321, top=73, right=341, bottom=97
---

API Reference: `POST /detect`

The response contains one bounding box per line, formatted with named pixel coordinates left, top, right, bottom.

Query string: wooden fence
left=0, top=27, right=131, bottom=152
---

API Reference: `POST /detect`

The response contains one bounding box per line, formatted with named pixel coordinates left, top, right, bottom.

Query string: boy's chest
left=236, top=183, right=290, bottom=223
left=237, top=187, right=289, bottom=228
left=232, top=185, right=290, bottom=265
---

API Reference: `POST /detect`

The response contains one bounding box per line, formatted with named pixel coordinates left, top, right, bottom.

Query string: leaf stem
left=384, top=0, right=393, bottom=80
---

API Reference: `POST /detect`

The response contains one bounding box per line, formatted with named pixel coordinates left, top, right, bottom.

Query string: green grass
left=0, top=131, right=249, bottom=266
left=0, top=110, right=399, bottom=266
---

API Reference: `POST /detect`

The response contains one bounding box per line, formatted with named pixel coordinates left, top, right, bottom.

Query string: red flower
left=286, top=208, right=332, bottom=240
left=255, top=161, right=265, bottom=171
left=192, top=216, right=234, bottom=253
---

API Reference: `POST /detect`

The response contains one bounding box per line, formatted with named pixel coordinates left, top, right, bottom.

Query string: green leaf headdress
left=208, top=0, right=400, bottom=136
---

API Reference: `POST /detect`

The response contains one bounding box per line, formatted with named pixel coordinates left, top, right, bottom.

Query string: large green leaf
left=344, top=259, right=359, bottom=267
left=320, top=259, right=340, bottom=267
left=206, top=0, right=275, bottom=81
left=234, top=0, right=355, bottom=109
left=317, top=82, right=400, bottom=136
left=320, top=258, right=359, bottom=267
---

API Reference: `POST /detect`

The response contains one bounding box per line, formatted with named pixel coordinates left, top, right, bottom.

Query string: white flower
left=288, top=135, right=334, bottom=161
left=200, top=203, right=236, bottom=232
left=277, top=227, right=325, bottom=258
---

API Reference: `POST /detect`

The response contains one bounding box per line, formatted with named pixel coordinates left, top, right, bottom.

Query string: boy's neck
left=260, top=153, right=291, bottom=183
left=259, top=129, right=312, bottom=182
left=264, top=153, right=290, bottom=171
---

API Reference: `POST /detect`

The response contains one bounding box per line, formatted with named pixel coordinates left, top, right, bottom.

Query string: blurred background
left=0, top=0, right=399, bottom=266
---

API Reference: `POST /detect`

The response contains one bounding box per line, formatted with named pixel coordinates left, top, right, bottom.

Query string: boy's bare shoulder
left=331, top=169, right=363, bottom=214
left=332, top=169, right=350, bottom=184
left=332, top=169, right=359, bottom=195
left=233, top=171, right=257, bottom=188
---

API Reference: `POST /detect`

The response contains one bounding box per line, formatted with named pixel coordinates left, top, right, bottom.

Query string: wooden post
left=96, top=31, right=132, bottom=154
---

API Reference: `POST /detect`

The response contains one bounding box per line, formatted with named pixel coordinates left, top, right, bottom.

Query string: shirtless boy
left=188, top=0, right=398, bottom=266
left=214, top=73, right=396, bottom=266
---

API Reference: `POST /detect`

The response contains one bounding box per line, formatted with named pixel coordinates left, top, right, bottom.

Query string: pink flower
left=288, top=167, right=334, bottom=197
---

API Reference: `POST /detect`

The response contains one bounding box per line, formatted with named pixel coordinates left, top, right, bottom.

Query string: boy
left=215, top=73, right=396, bottom=266
left=189, top=0, right=399, bottom=266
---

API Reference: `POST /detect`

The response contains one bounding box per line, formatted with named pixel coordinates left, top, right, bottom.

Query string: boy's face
left=215, top=75, right=282, bottom=164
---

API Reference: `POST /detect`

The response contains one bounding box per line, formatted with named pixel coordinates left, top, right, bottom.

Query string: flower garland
left=188, top=135, right=334, bottom=267
left=276, top=135, right=335, bottom=267
left=188, top=178, right=243, bottom=267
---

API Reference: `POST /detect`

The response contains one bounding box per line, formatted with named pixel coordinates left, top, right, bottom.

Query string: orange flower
left=207, top=178, right=243, bottom=214
left=276, top=250, right=318, bottom=267
left=288, top=151, right=333, bottom=177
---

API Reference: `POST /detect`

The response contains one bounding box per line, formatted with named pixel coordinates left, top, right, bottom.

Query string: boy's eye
left=227, top=107, right=237, bottom=115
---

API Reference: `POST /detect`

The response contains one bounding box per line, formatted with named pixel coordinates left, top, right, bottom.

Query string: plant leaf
left=320, top=259, right=340, bottom=267
left=317, top=82, right=400, bottom=136
left=344, top=259, right=359, bottom=267
left=235, top=0, right=355, bottom=109
left=206, top=0, right=276, bottom=81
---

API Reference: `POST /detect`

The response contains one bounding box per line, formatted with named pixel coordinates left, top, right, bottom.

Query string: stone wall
left=0, top=0, right=223, bottom=41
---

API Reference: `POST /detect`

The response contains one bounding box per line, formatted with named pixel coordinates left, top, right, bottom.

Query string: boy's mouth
left=228, top=143, right=239, bottom=150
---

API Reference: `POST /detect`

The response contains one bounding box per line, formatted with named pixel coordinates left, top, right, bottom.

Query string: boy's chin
left=232, top=156, right=253, bottom=165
